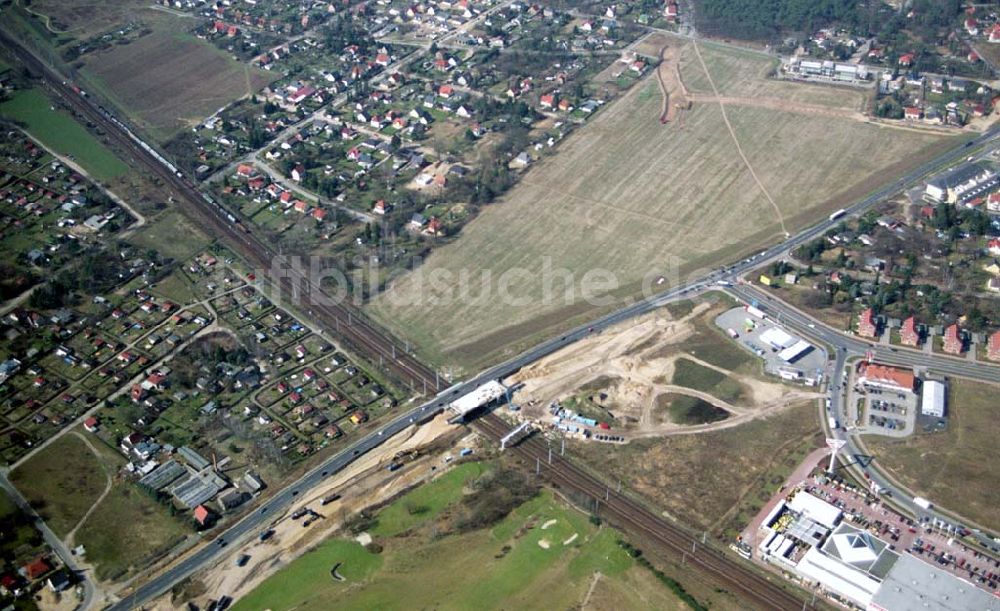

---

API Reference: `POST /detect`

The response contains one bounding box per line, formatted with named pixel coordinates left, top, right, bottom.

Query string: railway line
left=0, top=27, right=444, bottom=397
left=473, top=414, right=814, bottom=611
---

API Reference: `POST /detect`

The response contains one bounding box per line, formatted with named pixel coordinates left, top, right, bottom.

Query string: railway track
left=0, top=27, right=443, bottom=396
left=473, top=414, right=813, bottom=611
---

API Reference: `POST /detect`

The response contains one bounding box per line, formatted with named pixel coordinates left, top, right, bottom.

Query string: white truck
left=827, top=416, right=839, bottom=430
left=913, top=496, right=932, bottom=510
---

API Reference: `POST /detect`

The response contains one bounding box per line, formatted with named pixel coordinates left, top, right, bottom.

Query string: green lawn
left=0, top=88, right=128, bottom=182
left=10, top=434, right=115, bottom=537
left=233, top=468, right=691, bottom=611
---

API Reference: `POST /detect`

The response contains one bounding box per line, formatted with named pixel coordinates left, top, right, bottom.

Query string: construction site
left=504, top=299, right=823, bottom=443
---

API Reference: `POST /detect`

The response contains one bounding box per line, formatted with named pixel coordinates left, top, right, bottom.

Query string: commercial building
left=921, top=380, right=946, bottom=418
left=758, top=490, right=1000, bottom=611
left=925, top=163, right=996, bottom=204
left=856, top=363, right=915, bottom=393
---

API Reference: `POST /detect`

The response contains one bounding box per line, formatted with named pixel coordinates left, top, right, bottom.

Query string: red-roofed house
left=904, top=107, right=922, bottom=120
left=438, top=84, right=454, bottom=98
left=988, top=330, right=1000, bottom=361
left=857, top=308, right=878, bottom=338
left=943, top=324, right=964, bottom=354
left=898, top=53, right=915, bottom=67
left=539, top=93, right=555, bottom=109
left=84, top=417, right=99, bottom=433
left=131, top=385, right=146, bottom=403
left=664, top=1, right=679, bottom=21
left=22, top=557, right=51, bottom=581
left=988, top=238, right=1000, bottom=256
left=312, top=208, right=327, bottom=221
left=900, top=316, right=920, bottom=347
left=193, top=504, right=211, bottom=526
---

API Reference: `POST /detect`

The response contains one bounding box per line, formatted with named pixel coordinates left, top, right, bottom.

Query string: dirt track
left=655, top=44, right=689, bottom=124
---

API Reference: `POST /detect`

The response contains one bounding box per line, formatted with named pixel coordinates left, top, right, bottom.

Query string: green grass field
left=657, top=393, right=730, bottom=425
left=0, top=88, right=128, bottom=182
left=863, top=379, right=1000, bottom=530
left=233, top=466, right=692, bottom=611
left=128, top=209, right=210, bottom=262
left=367, top=42, right=953, bottom=372
left=73, top=483, right=191, bottom=582
left=10, top=434, right=114, bottom=537
left=370, top=462, right=485, bottom=537
left=671, top=358, right=745, bottom=403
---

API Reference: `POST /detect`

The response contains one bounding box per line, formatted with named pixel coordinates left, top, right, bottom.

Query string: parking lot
left=715, top=308, right=827, bottom=384
left=844, top=371, right=919, bottom=437
left=804, top=476, right=1000, bottom=591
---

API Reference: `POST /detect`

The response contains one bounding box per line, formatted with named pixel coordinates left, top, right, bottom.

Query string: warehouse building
left=921, top=380, right=946, bottom=418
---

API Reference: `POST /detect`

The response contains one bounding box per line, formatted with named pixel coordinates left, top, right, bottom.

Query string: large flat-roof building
left=869, top=553, right=1000, bottom=611
left=758, top=490, right=1000, bottom=611
left=925, top=163, right=995, bottom=203
left=921, top=380, right=946, bottom=418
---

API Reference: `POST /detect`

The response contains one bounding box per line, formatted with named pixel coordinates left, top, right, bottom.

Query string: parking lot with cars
left=804, top=476, right=1000, bottom=590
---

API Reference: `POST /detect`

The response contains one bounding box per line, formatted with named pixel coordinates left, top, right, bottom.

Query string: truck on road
left=913, top=497, right=932, bottom=510
left=828, top=416, right=839, bottom=430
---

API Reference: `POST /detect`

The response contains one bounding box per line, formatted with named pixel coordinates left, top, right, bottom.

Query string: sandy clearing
left=563, top=533, right=579, bottom=545
left=538, top=539, right=551, bottom=549
left=541, top=519, right=558, bottom=530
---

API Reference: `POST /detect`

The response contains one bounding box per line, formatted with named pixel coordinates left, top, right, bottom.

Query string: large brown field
left=368, top=39, right=956, bottom=371
left=79, top=13, right=274, bottom=141
left=863, top=379, right=1000, bottom=531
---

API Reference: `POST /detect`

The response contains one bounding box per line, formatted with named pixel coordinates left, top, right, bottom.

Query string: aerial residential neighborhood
left=1, top=0, right=999, bottom=610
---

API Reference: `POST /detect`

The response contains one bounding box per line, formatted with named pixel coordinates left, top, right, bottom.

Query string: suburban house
left=988, top=330, right=1000, bottom=361
left=857, top=308, right=878, bottom=338
left=900, top=316, right=920, bottom=347
left=942, top=323, right=964, bottom=354
left=193, top=504, right=212, bottom=527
